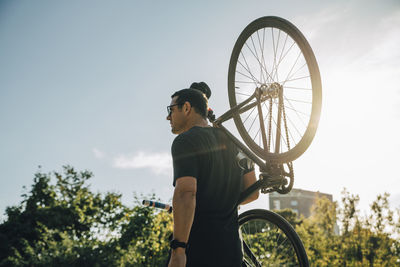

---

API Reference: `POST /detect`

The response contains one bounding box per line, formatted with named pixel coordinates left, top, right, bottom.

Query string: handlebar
left=142, top=200, right=172, bottom=213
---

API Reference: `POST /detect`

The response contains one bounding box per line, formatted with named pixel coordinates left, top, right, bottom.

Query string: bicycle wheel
left=228, top=16, right=322, bottom=163
left=239, top=209, right=309, bottom=267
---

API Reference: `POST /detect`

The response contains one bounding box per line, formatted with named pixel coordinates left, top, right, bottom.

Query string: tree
left=3, top=166, right=400, bottom=266
left=296, top=197, right=340, bottom=266
left=118, top=196, right=172, bottom=266
left=294, top=188, right=400, bottom=266
left=0, top=166, right=173, bottom=266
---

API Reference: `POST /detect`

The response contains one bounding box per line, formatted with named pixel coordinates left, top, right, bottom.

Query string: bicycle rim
left=228, top=16, right=322, bottom=163
left=239, top=209, right=309, bottom=267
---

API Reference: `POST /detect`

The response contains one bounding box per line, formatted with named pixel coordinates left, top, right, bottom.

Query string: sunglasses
left=167, top=103, right=183, bottom=117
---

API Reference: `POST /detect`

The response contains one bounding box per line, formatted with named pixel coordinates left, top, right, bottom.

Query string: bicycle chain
left=267, top=88, right=294, bottom=194
left=280, top=91, right=291, bottom=152
left=267, top=98, right=272, bottom=152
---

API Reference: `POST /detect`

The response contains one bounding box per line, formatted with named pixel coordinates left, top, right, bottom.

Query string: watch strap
left=170, top=239, right=187, bottom=249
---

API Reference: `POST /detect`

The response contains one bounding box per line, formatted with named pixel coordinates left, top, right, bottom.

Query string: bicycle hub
left=259, top=83, right=282, bottom=99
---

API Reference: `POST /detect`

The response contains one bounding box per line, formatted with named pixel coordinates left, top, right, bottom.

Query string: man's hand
left=168, top=248, right=186, bottom=267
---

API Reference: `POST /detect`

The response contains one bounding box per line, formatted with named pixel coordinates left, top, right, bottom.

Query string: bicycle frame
left=210, top=86, right=293, bottom=204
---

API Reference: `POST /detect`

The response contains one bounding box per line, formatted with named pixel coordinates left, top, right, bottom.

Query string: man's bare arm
left=240, top=170, right=259, bottom=205
left=172, top=176, right=197, bottom=244
left=168, top=177, right=196, bottom=267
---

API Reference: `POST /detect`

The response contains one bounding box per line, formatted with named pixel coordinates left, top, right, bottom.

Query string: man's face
left=167, top=96, right=185, bottom=134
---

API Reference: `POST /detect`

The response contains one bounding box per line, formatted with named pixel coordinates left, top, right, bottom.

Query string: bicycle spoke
left=271, top=28, right=281, bottom=82
left=243, top=106, right=257, bottom=124
left=275, top=29, right=282, bottom=82
left=273, top=40, right=296, bottom=74
left=282, top=61, right=309, bottom=88
left=247, top=109, right=259, bottom=133
left=268, top=32, right=288, bottom=81
left=284, top=96, right=308, bottom=129
left=281, top=50, right=302, bottom=86
left=271, top=32, right=304, bottom=90
left=236, top=80, right=259, bottom=84
left=285, top=114, right=301, bottom=144
left=256, top=29, right=268, bottom=84
left=282, top=75, right=310, bottom=83
left=271, top=28, right=276, bottom=81
left=284, top=86, right=312, bottom=91
left=260, top=29, right=270, bottom=84
left=285, top=113, right=306, bottom=139
left=277, top=33, right=289, bottom=70
left=289, top=62, right=308, bottom=80
left=243, top=240, right=262, bottom=267
left=239, top=50, right=262, bottom=82
left=252, top=125, right=260, bottom=143
left=281, top=99, right=306, bottom=140
left=283, top=104, right=310, bottom=117
left=238, top=55, right=261, bottom=86
left=285, top=98, right=312, bottom=104
left=236, top=91, right=252, bottom=97
left=250, top=35, right=267, bottom=84
left=275, top=237, right=289, bottom=254
left=244, top=41, right=274, bottom=82
left=236, top=69, right=260, bottom=84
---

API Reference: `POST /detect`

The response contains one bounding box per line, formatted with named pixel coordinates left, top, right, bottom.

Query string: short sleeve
left=171, top=135, right=199, bottom=186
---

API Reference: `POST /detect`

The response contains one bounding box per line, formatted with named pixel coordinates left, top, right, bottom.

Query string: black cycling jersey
left=172, top=126, right=252, bottom=266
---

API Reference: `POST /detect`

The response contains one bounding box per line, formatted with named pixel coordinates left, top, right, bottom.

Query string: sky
left=1, top=0, right=400, bottom=220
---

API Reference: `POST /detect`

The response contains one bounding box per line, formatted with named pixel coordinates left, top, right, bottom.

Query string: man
left=166, top=84, right=258, bottom=267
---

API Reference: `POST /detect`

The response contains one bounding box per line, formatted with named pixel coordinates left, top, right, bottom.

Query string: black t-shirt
left=172, top=126, right=249, bottom=267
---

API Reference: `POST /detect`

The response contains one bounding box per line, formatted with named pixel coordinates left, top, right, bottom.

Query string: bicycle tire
left=228, top=16, right=322, bottom=163
left=239, top=209, right=309, bottom=266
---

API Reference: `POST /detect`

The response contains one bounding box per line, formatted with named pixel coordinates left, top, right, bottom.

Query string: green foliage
left=118, top=194, right=172, bottom=266
left=296, top=197, right=340, bottom=266
left=2, top=166, right=400, bottom=266
left=0, top=166, right=172, bottom=267
left=294, top=189, right=400, bottom=266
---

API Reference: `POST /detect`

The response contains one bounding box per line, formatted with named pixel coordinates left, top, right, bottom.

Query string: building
left=269, top=188, right=333, bottom=218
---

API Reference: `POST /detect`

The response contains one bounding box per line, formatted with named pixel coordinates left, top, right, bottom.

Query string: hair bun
left=190, top=82, right=211, bottom=100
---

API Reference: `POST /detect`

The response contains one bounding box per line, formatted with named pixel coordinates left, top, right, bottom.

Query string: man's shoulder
left=172, top=127, right=214, bottom=152
left=175, top=126, right=215, bottom=140
left=173, top=129, right=194, bottom=144
left=172, top=128, right=199, bottom=149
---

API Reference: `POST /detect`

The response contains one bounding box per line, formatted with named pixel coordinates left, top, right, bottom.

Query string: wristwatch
left=170, top=239, right=187, bottom=249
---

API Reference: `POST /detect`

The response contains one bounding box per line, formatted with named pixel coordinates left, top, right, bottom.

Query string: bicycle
left=144, top=16, right=322, bottom=266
